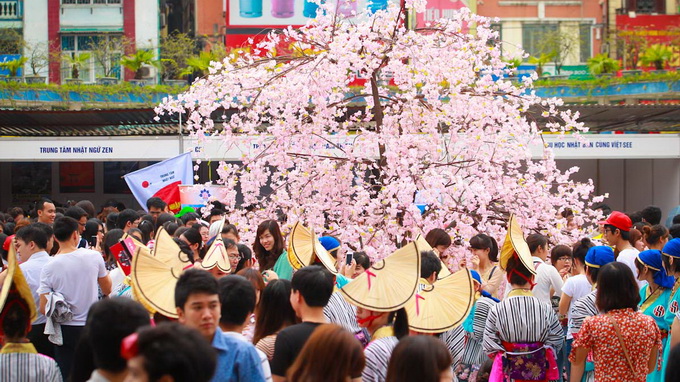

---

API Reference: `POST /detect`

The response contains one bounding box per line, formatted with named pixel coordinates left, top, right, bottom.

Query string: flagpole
left=179, top=111, right=184, bottom=154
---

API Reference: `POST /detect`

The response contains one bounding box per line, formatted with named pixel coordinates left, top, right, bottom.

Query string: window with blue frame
left=60, top=34, right=123, bottom=82
left=62, top=0, right=121, bottom=4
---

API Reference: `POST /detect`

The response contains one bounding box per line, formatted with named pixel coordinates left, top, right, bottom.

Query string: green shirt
left=272, top=250, right=294, bottom=280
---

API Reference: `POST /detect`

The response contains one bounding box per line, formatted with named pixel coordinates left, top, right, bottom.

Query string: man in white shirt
left=38, top=217, right=111, bottom=380
left=601, top=211, right=642, bottom=286
left=15, top=223, right=54, bottom=357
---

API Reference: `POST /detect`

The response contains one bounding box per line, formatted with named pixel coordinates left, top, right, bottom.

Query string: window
left=522, top=24, right=558, bottom=57
left=60, top=34, right=124, bottom=82
left=625, top=0, right=665, bottom=14
left=490, top=23, right=502, bottom=54
left=579, top=24, right=592, bottom=63
left=61, top=35, right=75, bottom=51
left=62, top=0, right=121, bottom=4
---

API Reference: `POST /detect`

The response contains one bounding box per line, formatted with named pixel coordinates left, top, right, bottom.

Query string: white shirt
left=38, top=248, right=108, bottom=326
left=19, top=251, right=51, bottom=325
left=616, top=247, right=645, bottom=288
left=561, top=274, right=592, bottom=339
left=531, top=256, right=563, bottom=305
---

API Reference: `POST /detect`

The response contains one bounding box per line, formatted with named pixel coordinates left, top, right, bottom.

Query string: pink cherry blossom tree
left=157, top=0, right=604, bottom=266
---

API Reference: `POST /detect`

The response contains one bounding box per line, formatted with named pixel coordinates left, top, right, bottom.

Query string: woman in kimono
left=635, top=249, right=674, bottom=382
left=662, top=239, right=680, bottom=378
left=457, top=270, right=499, bottom=381
left=340, top=242, right=421, bottom=382
left=482, top=216, right=563, bottom=382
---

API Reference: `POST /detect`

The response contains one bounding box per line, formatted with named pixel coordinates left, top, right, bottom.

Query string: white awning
left=1, top=133, right=678, bottom=162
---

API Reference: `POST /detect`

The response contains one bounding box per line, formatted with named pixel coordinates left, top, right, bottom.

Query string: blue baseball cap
left=663, top=238, right=680, bottom=259
left=319, top=236, right=341, bottom=252
left=470, top=270, right=482, bottom=284
left=585, top=246, right=615, bottom=268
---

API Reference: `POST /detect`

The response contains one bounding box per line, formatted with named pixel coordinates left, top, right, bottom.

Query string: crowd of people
left=1, top=197, right=680, bottom=382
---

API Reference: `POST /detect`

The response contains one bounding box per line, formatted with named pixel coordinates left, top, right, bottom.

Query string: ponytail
left=390, top=307, right=409, bottom=339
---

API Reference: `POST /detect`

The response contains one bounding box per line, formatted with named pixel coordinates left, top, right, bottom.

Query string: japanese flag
left=124, top=152, right=193, bottom=213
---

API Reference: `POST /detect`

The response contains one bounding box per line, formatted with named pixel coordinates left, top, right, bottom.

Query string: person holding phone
left=83, top=218, right=105, bottom=254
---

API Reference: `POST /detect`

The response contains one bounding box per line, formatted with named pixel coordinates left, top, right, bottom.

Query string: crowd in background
left=1, top=197, right=680, bottom=382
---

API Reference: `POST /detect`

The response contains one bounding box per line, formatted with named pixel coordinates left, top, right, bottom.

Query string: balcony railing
left=0, top=1, right=21, bottom=20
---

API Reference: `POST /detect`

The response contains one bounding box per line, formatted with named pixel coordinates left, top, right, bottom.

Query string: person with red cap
left=601, top=211, right=643, bottom=287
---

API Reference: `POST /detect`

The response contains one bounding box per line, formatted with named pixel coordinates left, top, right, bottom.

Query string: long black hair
left=389, top=307, right=409, bottom=340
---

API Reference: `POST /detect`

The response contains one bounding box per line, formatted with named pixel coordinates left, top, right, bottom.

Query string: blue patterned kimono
left=662, top=279, right=680, bottom=379
left=639, top=284, right=671, bottom=382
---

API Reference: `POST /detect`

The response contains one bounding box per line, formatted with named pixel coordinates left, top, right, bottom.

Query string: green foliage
left=120, top=49, right=159, bottom=79
left=533, top=70, right=680, bottom=88
left=180, top=50, right=219, bottom=77
left=528, top=53, right=555, bottom=76
left=504, top=57, right=523, bottom=70
left=587, top=54, right=620, bottom=75
left=160, top=33, right=196, bottom=80
left=0, top=56, right=27, bottom=77
left=89, top=36, right=130, bottom=78
left=535, top=28, right=580, bottom=75
left=0, top=28, right=24, bottom=55
left=64, top=52, right=91, bottom=79
left=0, top=80, right=188, bottom=108
left=640, top=44, right=673, bottom=70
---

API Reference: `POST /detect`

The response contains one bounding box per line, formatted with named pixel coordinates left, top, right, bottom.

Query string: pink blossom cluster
left=156, top=1, right=604, bottom=266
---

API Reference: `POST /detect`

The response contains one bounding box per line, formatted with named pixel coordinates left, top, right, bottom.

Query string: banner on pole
left=123, top=152, right=193, bottom=213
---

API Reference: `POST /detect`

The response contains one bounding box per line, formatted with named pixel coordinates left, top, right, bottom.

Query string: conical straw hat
left=288, top=222, right=338, bottom=275
left=151, top=227, right=192, bottom=265
left=414, top=234, right=452, bottom=279
left=341, top=242, right=421, bottom=312
left=200, top=219, right=231, bottom=273
left=130, top=227, right=192, bottom=318
left=0, top=243, right=37, bottom=323
left=499, top=215, right=536, bottom=275
left=404, top=269, right=474, bottom=333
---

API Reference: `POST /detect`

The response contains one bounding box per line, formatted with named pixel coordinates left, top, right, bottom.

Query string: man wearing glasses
left=601, top=211, right=643, bottom=286
left=146, top=197, right=167, bottom=223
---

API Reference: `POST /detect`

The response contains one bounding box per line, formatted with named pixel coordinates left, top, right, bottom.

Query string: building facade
left=475, top=0, right=604, bottom=75
left=19, top=0, right=160, bottom=83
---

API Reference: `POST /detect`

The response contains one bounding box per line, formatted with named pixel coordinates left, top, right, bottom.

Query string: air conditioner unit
left=140, top=65, right=156, bottom=78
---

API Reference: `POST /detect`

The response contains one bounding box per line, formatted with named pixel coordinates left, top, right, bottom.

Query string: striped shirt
left=255, top=334, right=277, bottom=361
left=462, top=297, right=496, bottom=366
left=483, top=295, right=563, bottom=356
left=441, top=325, right=467, bottom=368
left=362, top=336, right=399, bottom=382
left=570, top=290, right=598, bottom=335
left=324, top=292, right=361, bottom=333
left=0, top=343, right=62, bottom=382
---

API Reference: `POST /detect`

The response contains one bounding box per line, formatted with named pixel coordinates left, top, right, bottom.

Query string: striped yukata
left=569, top=290, right=598, bottom=382
left=362, top=336, right=399, bottom=382
left=457, top=297, right=497, bottom=380
left=483, top=294, right=563, bottom=382
left=441, top=325, right=467, bottom=369
left=570, top=291, right=598, bottom=335
left=0, top=343, right=62, bottom=382
left=324, top=292, right=361, bottom=333
left=324, top=291, right=369, bottom=346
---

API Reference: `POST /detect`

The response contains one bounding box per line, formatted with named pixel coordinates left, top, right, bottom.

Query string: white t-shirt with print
left=38, top=248, right=108, bottom=326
